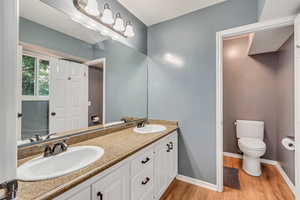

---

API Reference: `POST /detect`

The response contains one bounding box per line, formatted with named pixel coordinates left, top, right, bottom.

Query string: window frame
left=22, top=51, right=50, bottom=101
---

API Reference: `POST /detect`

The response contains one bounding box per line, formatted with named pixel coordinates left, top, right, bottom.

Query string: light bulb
left=113, top=13, right=125, bottom=32
left=101, top=3, right=114, bottom=25
left=124, top=22, right=135, bottom=37
left=85, top=0, right=100, bottom=16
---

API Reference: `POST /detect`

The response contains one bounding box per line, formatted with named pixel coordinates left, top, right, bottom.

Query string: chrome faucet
left=137, top=121, right=146, bottom=128
left=43, top=140, right=68, bottom=157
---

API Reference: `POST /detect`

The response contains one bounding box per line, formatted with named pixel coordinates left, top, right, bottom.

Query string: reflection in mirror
left=18, top=0, right=148, bottom=146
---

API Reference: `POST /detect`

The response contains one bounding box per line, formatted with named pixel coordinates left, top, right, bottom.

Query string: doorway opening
left=216, top=16, right=299, bottom=199
left=85, top=58, right=106, bottom=126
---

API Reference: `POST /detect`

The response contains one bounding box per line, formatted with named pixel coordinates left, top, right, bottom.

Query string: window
left=22, top=54, right=50, bottom=99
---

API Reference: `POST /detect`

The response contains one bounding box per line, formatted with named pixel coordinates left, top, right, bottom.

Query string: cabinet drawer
left=131, top=148, right=154, bottom=176
left=66, top=187, right=91, bottom=200
left=131, top=163, right=154, bottom=200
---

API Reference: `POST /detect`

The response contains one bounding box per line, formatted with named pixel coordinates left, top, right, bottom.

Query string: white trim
left=22, top=96, right=49, bottom=101
left=0, top=0, right=18, bottom=183
left=216, top=15, right=297, bottom=197
left=276, top=163, right=296, bottom=194
left=85, top=58, right=106, bottom=124
left=176, top=175, right=218, bottom=191
left=223, top=152, right=295, bottom=194
left=294, top=14, right=300, bottom=199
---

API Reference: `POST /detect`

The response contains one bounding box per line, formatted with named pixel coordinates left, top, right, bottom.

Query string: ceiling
left=118, top=0, right=227, bottom=26
left=20, top=0, right=104, bottom=44
left=259, top=0, right=300, bottom=21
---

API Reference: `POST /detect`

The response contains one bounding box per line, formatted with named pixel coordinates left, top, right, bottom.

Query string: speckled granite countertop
left=17, top=122, right=178, bottom=200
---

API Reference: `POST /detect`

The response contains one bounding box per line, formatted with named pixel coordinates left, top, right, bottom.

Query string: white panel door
left=49, top=59, right=69, bottom=133
left=92, top=165, right=130, bottom=200
left=50, top=60, right=88, bottom=134
left=66, top=62, right=88, bottom=131
left=295, top=14, right=300, bottom=200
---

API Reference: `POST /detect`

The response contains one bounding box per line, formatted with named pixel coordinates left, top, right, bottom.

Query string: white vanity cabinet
left=56, top=131, right=178, bottom=200
left=92, top=164, right=130, bottom=200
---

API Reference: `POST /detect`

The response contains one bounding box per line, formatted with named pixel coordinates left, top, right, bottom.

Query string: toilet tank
left=236, top=120, right=264, bottom=139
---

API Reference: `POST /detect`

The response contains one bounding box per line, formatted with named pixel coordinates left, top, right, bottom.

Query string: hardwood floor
left=160, top=156, right=294, bottom=200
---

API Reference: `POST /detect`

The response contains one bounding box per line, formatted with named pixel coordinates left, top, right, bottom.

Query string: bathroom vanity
left=17, top=122, right=178, bottom=200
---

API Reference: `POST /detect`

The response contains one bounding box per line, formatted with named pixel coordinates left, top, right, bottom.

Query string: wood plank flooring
left=160, top=156, right=294, bottom=200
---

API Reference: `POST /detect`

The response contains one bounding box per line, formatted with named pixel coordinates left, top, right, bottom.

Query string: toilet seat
left=238, top=137, right=266, bottom=150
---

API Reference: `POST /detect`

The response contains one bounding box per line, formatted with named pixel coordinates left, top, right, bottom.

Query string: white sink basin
left=17, top=146, right=104, bottom=181
left=134, top=124, right=167, bottom=134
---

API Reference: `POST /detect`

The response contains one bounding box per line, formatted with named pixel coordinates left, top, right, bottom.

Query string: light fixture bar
left=73, top=0, right=128, bottom=38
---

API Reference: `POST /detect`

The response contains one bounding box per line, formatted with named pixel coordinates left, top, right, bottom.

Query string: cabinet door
left=154, top=140, right=169, bottom=199
left=92, top=165, right=130, bottom=200
left=67, top=187, right=91, bottom=200
left=168, top=134, right=178, bottom=182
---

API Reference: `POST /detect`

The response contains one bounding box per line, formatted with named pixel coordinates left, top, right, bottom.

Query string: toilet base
left=242, top=154, right=262, bottom=176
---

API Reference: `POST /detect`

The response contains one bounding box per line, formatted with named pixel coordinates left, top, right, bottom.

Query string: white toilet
left=236, top=120, right=266, bottom=176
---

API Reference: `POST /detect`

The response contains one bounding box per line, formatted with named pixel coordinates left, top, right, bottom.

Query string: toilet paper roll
left=281, top=137, right=295, bottom=151
left=92, top=116, right=100, bottom=123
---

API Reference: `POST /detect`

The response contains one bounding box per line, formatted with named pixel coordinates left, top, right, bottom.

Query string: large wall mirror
left=18, top=0, right=148, bottom=147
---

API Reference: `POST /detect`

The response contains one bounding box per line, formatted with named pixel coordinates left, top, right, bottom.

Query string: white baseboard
left=176, top=175, right=218, bottom=191
left=223, top=152, right=278, bottom=165
left=223, top=152, right=295, bottom=194
left=275, top=164, right=295, bottom=194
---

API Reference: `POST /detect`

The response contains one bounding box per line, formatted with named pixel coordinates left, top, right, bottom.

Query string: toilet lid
left=238, top=138, right=266, bottom=150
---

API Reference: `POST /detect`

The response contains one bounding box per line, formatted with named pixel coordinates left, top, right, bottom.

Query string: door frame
left=85, top=58, right=106, bottom=124
left=0, top=0, right=18, bottom=187
left=216, top=15, right=298, bottom=196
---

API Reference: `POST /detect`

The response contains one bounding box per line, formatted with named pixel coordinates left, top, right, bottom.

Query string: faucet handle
left=43, top=144, right=53, bottom=157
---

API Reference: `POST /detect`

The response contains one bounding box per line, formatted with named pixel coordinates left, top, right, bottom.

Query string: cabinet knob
left=17, top=113, right=23, bottom=118
left=141, top=157, right=150, bottom=164
left=166, top=144, right=171, bottom=152
left=141, top=177, right=150, bottom=185
left=97, top=191, right=103, bottom=200
left=51, top=112, right=56, bottom=116
left=297, top=45, right=300, bottom=48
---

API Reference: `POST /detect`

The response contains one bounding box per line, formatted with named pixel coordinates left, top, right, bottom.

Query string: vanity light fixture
left=113, top=13, right=125, bottom=32
left=73, top=0, right=135, bottom=38
left=84, top=0, right=99, bottom=16
left=124, top=21, right=135, bottom=38
left=101, top=3, right=114, bottom=25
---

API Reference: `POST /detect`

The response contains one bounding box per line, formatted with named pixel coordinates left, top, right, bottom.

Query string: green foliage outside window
left=22, top=55, right=50, bottom=97
left=22, top=55, right=35, bottom=96
left=39, top=60, right=50, bottom=96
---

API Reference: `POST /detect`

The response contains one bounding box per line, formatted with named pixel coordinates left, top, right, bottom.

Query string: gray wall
left=147, top=0, right=258, bottom=184
left=20, top=17, right=94, bottom=60
left=223, top=37, right=279, bottom=160
left=257, top=0, right=266, bottom=19
left=277, top=35, right=295, bottom=184
left=88, top=67, right=103, bottom=126
left=21, top=101, right=49, bottom=140
left=94, top=40, right=148, bottom=123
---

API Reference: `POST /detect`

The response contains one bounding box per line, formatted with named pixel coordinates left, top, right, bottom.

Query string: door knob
left=97, top=191, right=103, bottom=200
